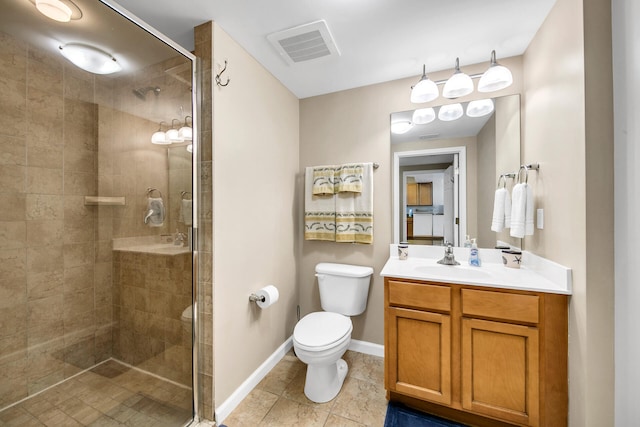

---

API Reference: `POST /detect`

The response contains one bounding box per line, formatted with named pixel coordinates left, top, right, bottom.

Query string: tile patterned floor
left=222, top=350, right=388, bottom=427
left=0, top=360, right=193, bottom=427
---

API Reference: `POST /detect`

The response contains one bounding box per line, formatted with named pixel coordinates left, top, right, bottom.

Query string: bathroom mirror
left=391, top=94, right=521, bottom=248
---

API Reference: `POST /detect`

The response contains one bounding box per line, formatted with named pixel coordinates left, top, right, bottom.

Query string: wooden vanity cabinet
left=384, top=278, right=568, bottom=427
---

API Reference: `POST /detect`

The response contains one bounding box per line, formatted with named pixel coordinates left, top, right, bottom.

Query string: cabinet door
left=386, top=307, right=451, bottom=405
left=432, top=215, right=444, bottom=237
left=461, top=318, right=539, bottom=426
left=406, top=183, right=418, bottom=205
left=418, top=182, right=433, bottom=205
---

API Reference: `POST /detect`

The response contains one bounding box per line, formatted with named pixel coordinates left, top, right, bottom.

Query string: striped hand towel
left=311, top=165, right=336, bottom=195
left=335, top=163, right=373, bottom=244
left=334, top=163, right=364, bottom=193
left=305, top=167, right=336, bottom=241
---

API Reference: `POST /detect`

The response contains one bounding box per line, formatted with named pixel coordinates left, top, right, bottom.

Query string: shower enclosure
left=0, top=0, right=201, bottom=425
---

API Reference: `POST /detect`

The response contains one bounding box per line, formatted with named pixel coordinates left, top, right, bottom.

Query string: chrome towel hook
left=216, top=60, right=230, bottom=87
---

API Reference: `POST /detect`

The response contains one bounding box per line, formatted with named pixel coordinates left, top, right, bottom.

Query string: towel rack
left=181, top=191, right=192, bottom=200
left=497, top=173, right=516, bottom=188
left=517, top=163, right=540, bottom=184
left=147, top=188, right=163, bottom=198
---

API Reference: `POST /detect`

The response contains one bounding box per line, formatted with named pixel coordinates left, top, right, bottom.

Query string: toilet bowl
left=292, top=263, right=373, bottom=403
left=293, top=311, right=353, bottom=403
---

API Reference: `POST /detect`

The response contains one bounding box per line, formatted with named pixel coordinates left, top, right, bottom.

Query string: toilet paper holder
left=249, top=293, right=266, bottom=303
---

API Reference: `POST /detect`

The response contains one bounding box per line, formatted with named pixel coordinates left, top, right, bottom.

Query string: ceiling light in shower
left=151, top=122, right=170, bottom=145
left=438, top=103, right=464, bottom=122
left=466, top=99, right=494, bottom=118
left=59, top=43, right=121, bottom=75
left=391, top=120, right=413, bottom=135
left=36, top=0, right=72, bottom=22
left=179, top=116, right=192, bottom=141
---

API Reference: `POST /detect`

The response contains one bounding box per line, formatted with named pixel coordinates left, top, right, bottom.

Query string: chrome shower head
left=132, top=86, right=160, bottom=100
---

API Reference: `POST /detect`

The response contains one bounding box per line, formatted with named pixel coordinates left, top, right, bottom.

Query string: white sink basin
left=413, top=264, right=491, bottom=280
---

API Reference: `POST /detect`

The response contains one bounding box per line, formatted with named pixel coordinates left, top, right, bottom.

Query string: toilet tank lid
left=315, top=263, right=374, bottom=278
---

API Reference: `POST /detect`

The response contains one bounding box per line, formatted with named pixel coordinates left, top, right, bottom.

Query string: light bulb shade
left=165, top=128, right=183, bottom=142
left=466, top=99, right=495, bottom=118
left=478, top=64, right=513, bottom=92
left=151, top=131, right=169, bottom=145
left=178, top=126, right=192, bottom=141
left=59, top=43, right=121, bottom=75
left=391, top=121, right=413, bottom=134
left=438, top=103, right=464, bottom=122
left=410, top=77, right=439, bottom=103
left=186, top=144, right=193, bottom=153
left=442, top=72, right=474, bottom=98
left=412, top=108, right=436, bottom=125
left=36, top=0, right=72, bottom=22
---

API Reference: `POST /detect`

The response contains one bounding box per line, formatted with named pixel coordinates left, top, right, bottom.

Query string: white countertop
left=381, top=244, right=572, bottom=295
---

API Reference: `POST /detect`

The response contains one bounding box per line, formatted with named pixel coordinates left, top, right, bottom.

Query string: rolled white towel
left=510, top=183, right=534, bottom=238
left=491, top=188, right=507, bottom=232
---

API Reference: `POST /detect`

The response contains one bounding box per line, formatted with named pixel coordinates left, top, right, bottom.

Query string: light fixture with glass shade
left=178, top=116, right=192, bottom=141
left=410, top=64, right=439, bottom=103
left=391, top=120, right=413, bottom=134
left=59, top=43, right=121, bottom=74
left=35, top=0, right=72, bottom=22
left=151, top=122, right=170, bottom=145
left=478, top=50, right=513, bottom=93
left=442, top=58, right=474, bottom=99
left=186, top=144, right=193, bottom=153
left=438, top=103, right=464, bottom=122
left=166, top=119, right=184, bottom=143
left=412, top=107, right=436, bottom=125
left=466, top=99, right=495, bottom=118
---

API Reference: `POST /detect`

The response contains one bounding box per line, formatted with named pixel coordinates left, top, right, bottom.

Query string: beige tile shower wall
left=0, top=32, right=112, bottom=409
left=194, top=21, right=214, bottom=421
left=112, top=250, right=192, bottom=386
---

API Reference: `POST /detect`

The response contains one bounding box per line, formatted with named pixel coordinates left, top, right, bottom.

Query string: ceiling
left=111, top=0, right=557, bottom=99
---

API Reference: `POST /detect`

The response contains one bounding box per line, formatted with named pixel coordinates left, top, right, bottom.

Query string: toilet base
left=304, top=358, right=348, bottom=403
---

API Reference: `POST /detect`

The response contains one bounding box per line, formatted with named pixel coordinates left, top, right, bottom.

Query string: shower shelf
left=84, top=196, right=126, bottom=206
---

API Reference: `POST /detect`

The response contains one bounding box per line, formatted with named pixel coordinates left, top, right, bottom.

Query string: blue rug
left=384, top=401, right=469, bottom=427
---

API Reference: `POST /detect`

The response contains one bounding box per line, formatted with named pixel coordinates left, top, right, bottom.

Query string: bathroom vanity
left=381, top=246, right=571, bottom=427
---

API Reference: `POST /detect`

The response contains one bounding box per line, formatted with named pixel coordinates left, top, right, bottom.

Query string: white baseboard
left=348, top=339, right=385, bottom=358
left=214, top=337, right=384, bottom=424
left=215, top=337, right=293, bottom=424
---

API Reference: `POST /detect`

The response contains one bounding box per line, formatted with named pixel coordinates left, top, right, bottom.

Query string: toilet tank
left=315, top=263, right=374, bottom=316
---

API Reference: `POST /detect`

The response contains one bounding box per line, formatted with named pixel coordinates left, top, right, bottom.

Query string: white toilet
left=293, top=262, right=374, bottom=403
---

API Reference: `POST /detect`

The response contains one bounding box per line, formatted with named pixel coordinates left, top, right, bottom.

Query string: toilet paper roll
left=256, top=285, right=279, bottom=309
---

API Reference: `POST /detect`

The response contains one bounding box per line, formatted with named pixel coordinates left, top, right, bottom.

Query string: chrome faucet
left=437, top=242, right=460, bottom=265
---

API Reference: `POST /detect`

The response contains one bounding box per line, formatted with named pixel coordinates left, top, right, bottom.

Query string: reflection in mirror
left=391, top=95, right=521, bottom=248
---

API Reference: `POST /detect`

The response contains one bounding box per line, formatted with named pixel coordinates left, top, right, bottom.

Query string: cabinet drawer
left=388, top=280, right=451, bottom=312
left=462, top=289, right=539, bottom=324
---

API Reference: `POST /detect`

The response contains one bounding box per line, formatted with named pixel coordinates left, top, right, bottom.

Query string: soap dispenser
left=469, top=238, right=481, bottom=267
left=463, top=235, right=472, bottom=248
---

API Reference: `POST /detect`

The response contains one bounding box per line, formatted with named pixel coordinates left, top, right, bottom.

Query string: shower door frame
left=99, top=1, right=203, bottom=424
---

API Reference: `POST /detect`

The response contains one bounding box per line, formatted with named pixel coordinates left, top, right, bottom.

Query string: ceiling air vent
left=267, top=20, right=340, bottom=65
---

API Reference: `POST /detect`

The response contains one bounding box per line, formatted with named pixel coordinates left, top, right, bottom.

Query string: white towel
left=146, top=197, right=165, bottom=227
left=312, top=165, right=336, bottom=195
left=335, top=163, right=373, bottom=244
left=334, top=163, right=364, bottom=193
left=305, top=167, right=336, bottom=241
left=491, top=188, right=512, bottom=232
left=510, top=183, right=534, bottom=238
left=180, top=199, right=193, bottom=226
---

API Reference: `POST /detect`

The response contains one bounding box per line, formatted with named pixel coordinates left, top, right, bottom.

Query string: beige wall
left=522, top=0, right=614, bottom=424
left=211, top=23, right=300, bottom=404
left=477, top=114, right=496, bottom=247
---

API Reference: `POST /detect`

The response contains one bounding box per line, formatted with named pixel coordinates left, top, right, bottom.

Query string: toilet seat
left=293, top=312, right=352, bottom=352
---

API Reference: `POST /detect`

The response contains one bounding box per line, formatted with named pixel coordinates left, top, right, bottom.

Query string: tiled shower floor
left=0, top=360, right=192, bottom=427
left=222, top=350, right=388, bottom=426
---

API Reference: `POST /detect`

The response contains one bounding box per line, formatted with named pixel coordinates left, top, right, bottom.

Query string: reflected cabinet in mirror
left=391, top=95, right=521, bottom=248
